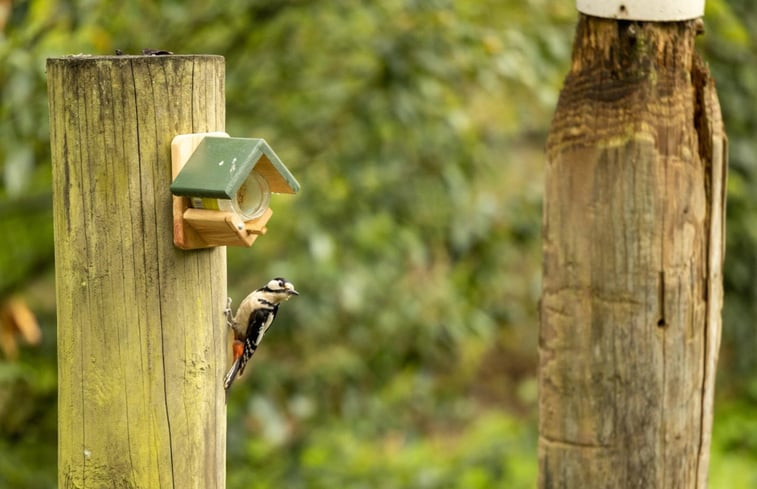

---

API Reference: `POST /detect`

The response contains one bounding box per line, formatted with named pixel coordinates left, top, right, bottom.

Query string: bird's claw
left=224, top=297, right=234, bottom=328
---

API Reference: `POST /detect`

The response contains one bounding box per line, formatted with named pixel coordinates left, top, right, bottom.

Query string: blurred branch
left=0, top=0, right=10, bottom=34
left=0, top=296, right=42, bottom=360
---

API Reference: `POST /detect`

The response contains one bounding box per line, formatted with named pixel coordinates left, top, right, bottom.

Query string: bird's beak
left=289, top=288, right=299, bottom=296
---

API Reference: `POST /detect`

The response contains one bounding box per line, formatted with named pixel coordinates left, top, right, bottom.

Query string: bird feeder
left=170, top=132, right=300, bottom=249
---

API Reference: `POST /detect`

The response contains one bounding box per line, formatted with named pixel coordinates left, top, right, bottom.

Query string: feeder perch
left=170, top=132, right=300, bottom=249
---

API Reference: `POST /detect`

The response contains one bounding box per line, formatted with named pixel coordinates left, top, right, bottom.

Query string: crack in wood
left=657, top=270, right=666, bottom=327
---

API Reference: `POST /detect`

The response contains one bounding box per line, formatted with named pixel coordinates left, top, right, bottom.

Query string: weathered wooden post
left=539, top=1, right=727, bottom=487
left=48, top=55, right=227, bottom=488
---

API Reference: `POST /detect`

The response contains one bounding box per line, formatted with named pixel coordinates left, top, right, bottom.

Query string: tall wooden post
left=48, top=55, right=227, bottom=488
left=540, top=16, right=726, bottom=489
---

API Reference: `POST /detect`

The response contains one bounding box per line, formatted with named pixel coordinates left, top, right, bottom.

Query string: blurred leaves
left=709, top=400, right=757, bottom=488
left=229, top=409, right=537, bottom=489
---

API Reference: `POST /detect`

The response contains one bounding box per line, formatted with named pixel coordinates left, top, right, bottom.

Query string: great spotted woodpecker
left=223, top=277, right=298, bottom=391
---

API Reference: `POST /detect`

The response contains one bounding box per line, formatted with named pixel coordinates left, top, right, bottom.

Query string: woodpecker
left=223, top=277, right=298, bottom=390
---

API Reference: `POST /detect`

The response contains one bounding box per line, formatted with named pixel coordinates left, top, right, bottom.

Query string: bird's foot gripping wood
left=224, top=297, right=234, bottom=328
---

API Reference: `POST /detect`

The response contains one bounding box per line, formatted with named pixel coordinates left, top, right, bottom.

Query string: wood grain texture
left=48, top=55, right=227, bottom=489
left=540, top=16, right=726, bottom=489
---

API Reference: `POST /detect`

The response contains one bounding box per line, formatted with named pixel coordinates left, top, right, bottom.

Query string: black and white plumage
left=223, top=277, right=298, bottom=391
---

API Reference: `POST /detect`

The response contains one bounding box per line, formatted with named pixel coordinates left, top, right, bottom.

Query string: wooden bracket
left=171, top=132, right=272, bottom=250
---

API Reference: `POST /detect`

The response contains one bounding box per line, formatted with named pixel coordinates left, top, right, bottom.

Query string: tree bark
left=48, top=55, right=227, bottom=488
left=540, top=16, right=726, bottom=489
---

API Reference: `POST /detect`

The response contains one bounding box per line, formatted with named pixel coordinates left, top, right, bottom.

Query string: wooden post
left=540, top=16, right=726, bottom=488
left=48, top=55, right=227, bottom=488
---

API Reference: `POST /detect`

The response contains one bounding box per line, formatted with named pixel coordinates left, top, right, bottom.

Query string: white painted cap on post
left=577, top=0, right=705, bottom=21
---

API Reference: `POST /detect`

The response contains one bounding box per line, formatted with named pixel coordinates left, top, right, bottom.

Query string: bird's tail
left=223, top=358, right=241, bottom=391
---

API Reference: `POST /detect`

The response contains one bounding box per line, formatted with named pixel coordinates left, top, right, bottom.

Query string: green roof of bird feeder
left=170, top=137, right=300, bottom=199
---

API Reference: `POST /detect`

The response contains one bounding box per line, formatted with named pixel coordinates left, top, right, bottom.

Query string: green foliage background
left=1, top=1, right=756, bottom=487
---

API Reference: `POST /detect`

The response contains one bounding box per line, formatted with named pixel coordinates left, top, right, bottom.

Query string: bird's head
left=259, top=277, right=299, bottom=303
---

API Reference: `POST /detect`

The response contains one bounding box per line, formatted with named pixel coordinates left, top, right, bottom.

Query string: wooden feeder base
left=171, top=132, right=272, bottom=250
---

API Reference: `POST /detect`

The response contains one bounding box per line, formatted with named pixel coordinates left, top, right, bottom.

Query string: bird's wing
left=247, top=305, right=278, bottom=347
